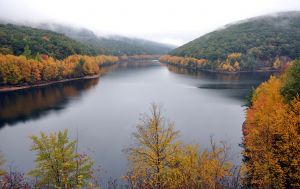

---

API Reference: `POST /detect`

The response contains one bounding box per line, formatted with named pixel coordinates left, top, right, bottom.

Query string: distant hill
left=36, top=23, right=175, bottom=56
left=0, top=24, right=95, bottom=59
left=0, top=22, right=174, bottom=60
left=169, top=11, right=300, bottom=71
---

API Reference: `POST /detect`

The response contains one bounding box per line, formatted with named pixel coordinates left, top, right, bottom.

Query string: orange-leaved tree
left=242, top=60, right=300, bottom=188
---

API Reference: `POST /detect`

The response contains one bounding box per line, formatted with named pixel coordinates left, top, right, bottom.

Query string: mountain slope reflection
left=164, top=64, right=273, bottom=101
left=0, top=78, right=99, bottom=128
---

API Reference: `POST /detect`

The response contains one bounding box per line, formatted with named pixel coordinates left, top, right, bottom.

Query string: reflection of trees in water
left=164, top=64, right=243, bottom=81
left=118, top=60, right=160, bottom=68
left=164, top=63, right=273, bottom=101
left=164, top=64, right=272, bottom=82
left=0, top=78, right=99, bottom=128
left=99, top=64, right=118, bottom=76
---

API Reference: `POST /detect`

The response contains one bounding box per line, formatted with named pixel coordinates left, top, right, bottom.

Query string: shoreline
left=0, top=75, right=100, bottom=92
left=162, top=62, right=279, bottom=74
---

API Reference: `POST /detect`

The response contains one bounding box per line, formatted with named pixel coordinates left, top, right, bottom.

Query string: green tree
left=281, top=59, right=300, bottom=102
left=22, top=45, right=31, bottom=59
left=29, top=129, right=94, bottom=189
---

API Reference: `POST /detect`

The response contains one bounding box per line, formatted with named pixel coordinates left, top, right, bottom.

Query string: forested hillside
left=166, top=11, right=300, bottom=72
left=36, top=23, right=175, bottom=55
left=0, top=24, right=96, bottom=59
left=0, top=23, right=174, bottom=60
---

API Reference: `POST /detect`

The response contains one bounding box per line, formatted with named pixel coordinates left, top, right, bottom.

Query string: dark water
left=0, top=61, right=272, bottom=186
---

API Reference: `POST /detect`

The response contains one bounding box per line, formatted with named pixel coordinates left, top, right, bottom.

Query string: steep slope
left=169, top=11, right=300, bottom=71
left=0, top=24, right=96, bottom=59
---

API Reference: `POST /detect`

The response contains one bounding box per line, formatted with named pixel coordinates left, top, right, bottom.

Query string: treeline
left=242, top=59, right=300, bottom=188
left=0, top=104, right=240, bottom=189
left=0, top=54, right=118, bottom=85
left=160, top=54, right=286, bottom=72
left=169, top=11, right=300, bottom=71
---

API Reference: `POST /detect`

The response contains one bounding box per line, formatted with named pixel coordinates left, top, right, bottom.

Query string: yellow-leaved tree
left=125, top=104, right=236, bottom=189
left=124, top=104, right=181, bottom=189
left=170, top=140, right=234, bottom=189
left=29, top=130, right=94, bottom=189
left=242, top=64, right=300, bottom=188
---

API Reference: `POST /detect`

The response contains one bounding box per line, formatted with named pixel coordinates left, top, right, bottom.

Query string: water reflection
left=0, top=62, right=157, bottom=129
left=119, top=60, right=159, bottom=68
left=100, top=64, right=118, bottom=75
left=0, top=78, right=99, bottom=128
left=164, top=64, right=273, bottom=81
left=164, top=64, right=273, bottom=101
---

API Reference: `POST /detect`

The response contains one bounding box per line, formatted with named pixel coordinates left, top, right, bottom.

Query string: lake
left=0, top=61, right=272, bottom=186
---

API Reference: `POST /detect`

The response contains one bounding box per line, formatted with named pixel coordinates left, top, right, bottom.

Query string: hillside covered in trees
left=0, top=23, right=174, bottom=60
left=165, top=11, right=300, bottom=72
left=32, top=23, right=175, bottom=56
left=0, top=24, right=96, bottom=59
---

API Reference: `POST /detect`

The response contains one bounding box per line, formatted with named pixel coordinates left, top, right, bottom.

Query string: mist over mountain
left=0, top=20, right=175, bottom=56
left=34, top=23, right=175, bottom=55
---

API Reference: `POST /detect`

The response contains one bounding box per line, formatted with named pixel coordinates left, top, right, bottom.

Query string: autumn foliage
left=160, top=53, right=287, bottom=73
left=217, top=53, right=241, bottom=72
left=242, top=60, right=300, bottom=188
left=160, top=54, right=243, bottom=72
left=125, top=104, right=235, bottom=189
left=0, top=54, right=118, bottom=85
left=29, top=130, right=94, bottom=188
left=159, top=55, right=208, bottom=70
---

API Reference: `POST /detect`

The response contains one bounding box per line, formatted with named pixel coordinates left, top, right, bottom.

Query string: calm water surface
left=0, top=61, right=272, bottom=185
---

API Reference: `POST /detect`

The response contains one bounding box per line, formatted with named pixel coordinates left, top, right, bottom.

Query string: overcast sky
left=0, top=0, right=299, bottom=45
